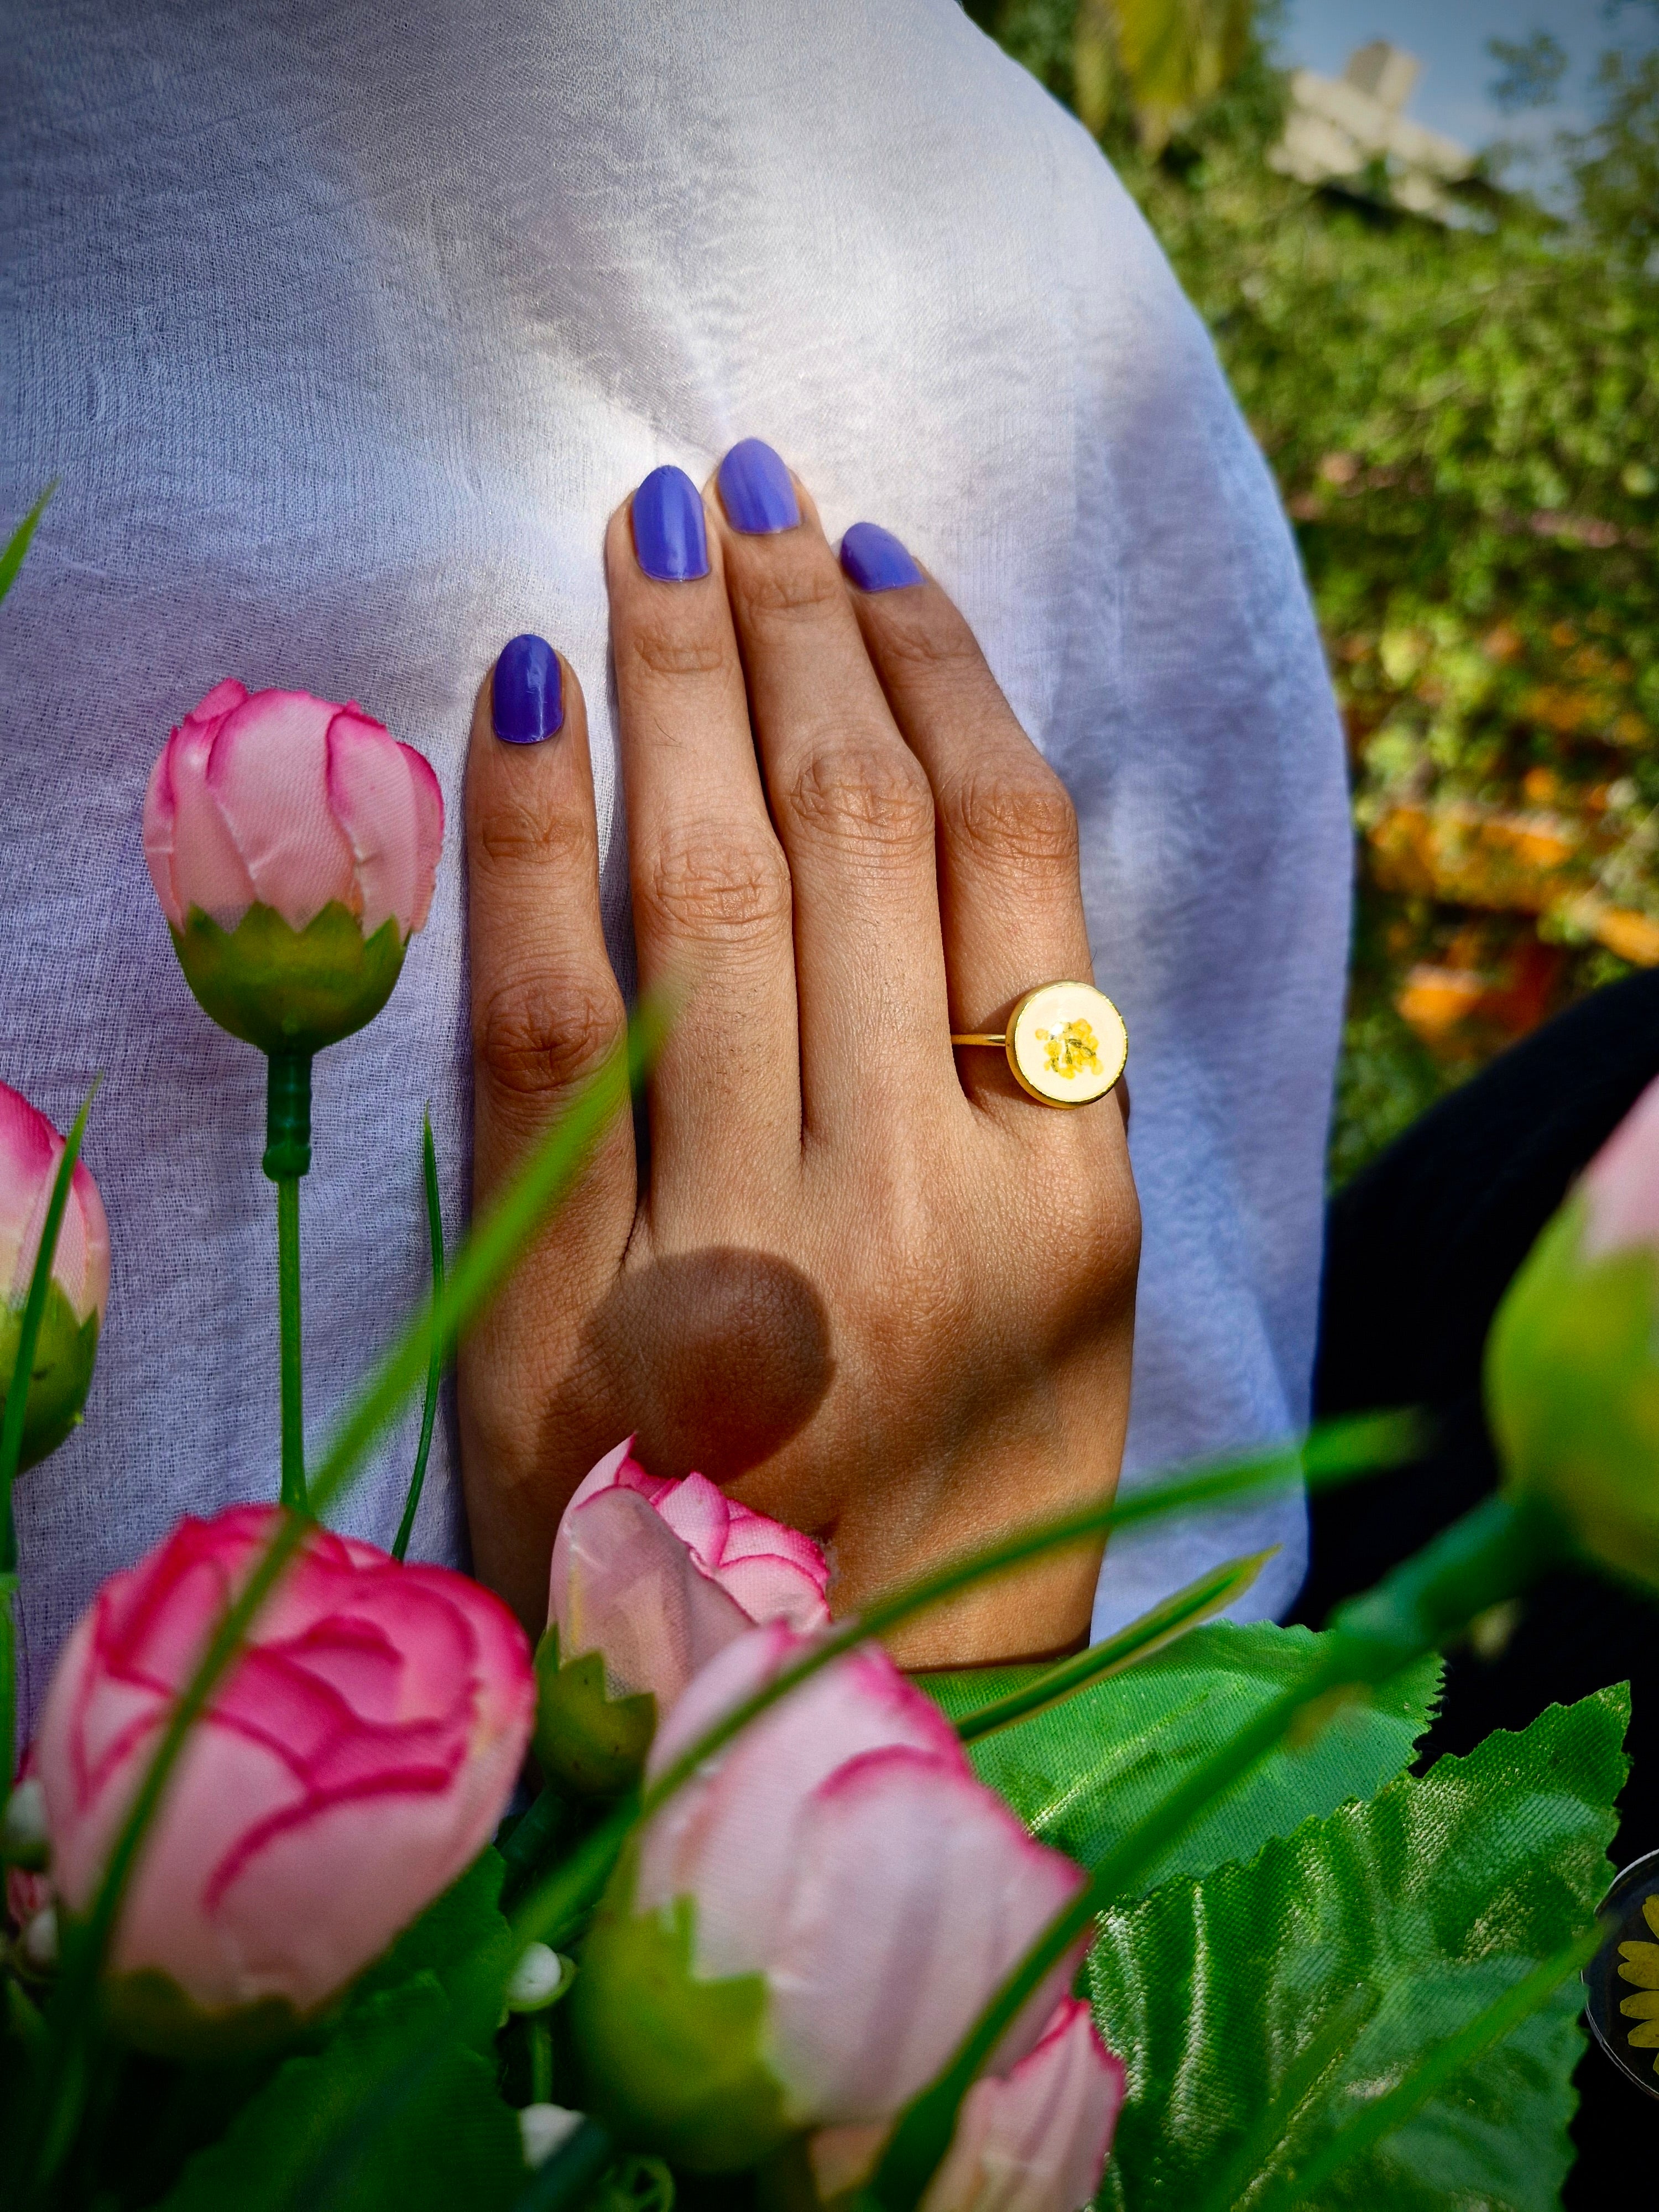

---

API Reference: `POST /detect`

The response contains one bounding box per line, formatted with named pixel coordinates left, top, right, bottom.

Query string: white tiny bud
left=1, top=1779, right=49, bottom=1870
left=505, top=1941, right=573, bottom=2012
left=22, top=1906, right=58, bottom=1972
left=519, top=2103, right=583, bottom=2168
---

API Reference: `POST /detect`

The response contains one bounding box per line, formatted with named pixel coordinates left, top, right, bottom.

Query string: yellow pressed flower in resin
left=1616, top=1893, right=1659, bottom=2069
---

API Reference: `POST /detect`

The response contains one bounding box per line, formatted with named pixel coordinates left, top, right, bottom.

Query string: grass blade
left=951, top=1550, right=1275, bottom=1744
left=0, top=482, right=54, bottom=612
left=392, top=1112, right=445, bottom=1563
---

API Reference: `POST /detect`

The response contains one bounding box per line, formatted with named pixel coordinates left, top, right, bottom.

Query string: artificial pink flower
left=571, top=1623, right=1088, bottom=2168
left=143, top=681, right=442, bottom=942
left=1582, top=1071, right=1659, bottom=1259
left=1, top=1079, right=110, bottom=1468
left=807, top=1996, right=1125, bottom=2212
left=35, top=1505, right=533, bottom=2040
left=0, top=1081, right=109, bottom=1330
left=546, top=1439, right=830, bottom=1713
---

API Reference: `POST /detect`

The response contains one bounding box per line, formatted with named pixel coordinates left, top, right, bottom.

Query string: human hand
left=458, top=444, right=1138, bottom=1664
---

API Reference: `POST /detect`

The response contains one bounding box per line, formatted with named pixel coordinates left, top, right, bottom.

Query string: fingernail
left=492, top=634, right=563, bottom=744
left=717, top=439, right=800, bottom=534
left=840, top=522, right=924, bottom=593
left=632, top=465, right=711, bottom=582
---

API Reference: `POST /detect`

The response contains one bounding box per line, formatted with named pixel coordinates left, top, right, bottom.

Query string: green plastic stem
left=264, top=1054, right=312, bottom=1516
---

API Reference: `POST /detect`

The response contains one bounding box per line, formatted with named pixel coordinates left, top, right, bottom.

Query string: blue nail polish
left=492, top=634, right=563, bottom=744
left=633, top=466, right=711, bottom=582
left=840, top=522, right=924, bottom=593
left=718, top=439, right=800, bottom=534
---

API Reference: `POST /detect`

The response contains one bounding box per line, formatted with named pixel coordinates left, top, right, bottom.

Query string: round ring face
left=1005, top=982, right=1128, bottom=1108
left=1585, top=1846, right=1659, bottom=2099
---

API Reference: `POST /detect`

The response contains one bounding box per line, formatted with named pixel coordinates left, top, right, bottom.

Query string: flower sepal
left=0, top=1280, right=99, bottom=1472
left=572, top=1861, right=790, bottom=2172
left=171, top=901, right=408, bottom=1058
left=97, top=1958, right=316, bottom=2063
left=532, top=1624, right=657, bottom=1799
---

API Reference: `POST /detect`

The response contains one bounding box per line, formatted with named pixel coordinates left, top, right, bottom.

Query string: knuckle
left=740, top=560, right=847, bottom=624
left=870, top=603, right=977, bottom=675
left=949, top=763, right=1078, bottom=870
left=787, top=738, right=935, bottom=852
left=623, top=622, right=734, bottom=683
left=640, top=831, right=792, bottom=943
left=475, top=972, right=620, bottom=1098
left=475, top=791, right=592, bottom=871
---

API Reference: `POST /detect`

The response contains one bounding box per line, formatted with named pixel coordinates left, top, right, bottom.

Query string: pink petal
left=206, top=691, right=356, bottom=931
left=326, top=709, right=421, bottom=940
left=921, top=1999, right=1124, bottom=2212
left=720, top=1501, right=831, bottom=1588
left=0, top=1084, right=109, bottom=1322
left=400, top=743, right=445, bottom=933
left=547, top=1439, right=667, bottom=1627
left=158, top=697, right=260, bottom=930
left=639, top=1633, right=972, bottom=1992
left=714, top=1551, right=832, bottom=1632
left=1584, top=1072, right=1659, bottom=1259
left=766, top=1751, right=1087, bottom=2124
left=556, top=1489, right=752, bottom=1706
left=0, top=1082, right=56, bottom=1305
left=653, top=1471, right=734, bottom=1572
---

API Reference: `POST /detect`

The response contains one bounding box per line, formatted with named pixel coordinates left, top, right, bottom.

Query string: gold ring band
left=952, top=980, right=1127, bottom=1108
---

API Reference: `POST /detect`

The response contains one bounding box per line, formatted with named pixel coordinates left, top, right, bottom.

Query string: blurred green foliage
left=967, top=0, right=1659, bottom=1182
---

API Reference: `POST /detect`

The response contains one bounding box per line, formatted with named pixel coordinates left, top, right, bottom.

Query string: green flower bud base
left=572, top=1877, right=789, bottom=2171
left=534, top=1626, right=658, bottom=1798
left=100, top=1963, right=312, bottom=2062
left=1487, top=1193, right=1659, bottom=1592
left=172, top=902, right=406, bottom=1057
left=0, top=1284, right=99, bottom=1472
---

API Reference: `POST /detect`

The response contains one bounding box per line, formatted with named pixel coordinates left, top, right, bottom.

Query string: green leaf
left=151, top=1975, right=523, bottom=2212
left=922, top=1621, right=1442, bottom=1895
left=0, top=482, right=54, bottom=611
left=1087, top=1687, right=1629, bottom=2212
left=347, top=1848, right=516, bottom=2051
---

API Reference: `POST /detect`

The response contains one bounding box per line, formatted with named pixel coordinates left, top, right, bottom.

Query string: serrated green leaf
left=347, top=1848, right=516, bottom=2050
left=151, top=1974, right=523, bottom=2212
left=1087, top=1687, right=1628, bottom=2212
left=922, top=1621, right=1441, bottom=1895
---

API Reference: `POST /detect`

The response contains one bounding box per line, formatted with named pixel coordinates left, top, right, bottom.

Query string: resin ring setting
left=951, top=980, right=1128, bottom=1107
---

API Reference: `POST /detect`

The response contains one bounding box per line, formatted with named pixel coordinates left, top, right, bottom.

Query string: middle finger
left=710, top=440, right=954, bottom=1141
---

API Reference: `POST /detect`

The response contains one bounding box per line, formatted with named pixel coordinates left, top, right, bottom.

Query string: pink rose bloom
left=570, top=1621, right=1088, bottom=2169
left=812, top=1997, right=1126, bottom=2212
left=1, top=1079, right=110, bottom=1468
left=142, top=681, right=443, bottom=1055
left=35, top=1505, right=533, bottom=2044
left=1582, top=1070, right=1659, bottom=1259
left=547, top=1438, right=830, bottom=1713
left=143, top=680, right=442, bottom=942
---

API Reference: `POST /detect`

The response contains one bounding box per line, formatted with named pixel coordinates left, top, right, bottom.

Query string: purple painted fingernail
left=632, top=465, right=710, bottom=582
left=840, top=523, right=924, bottom=593
left=717, top=439, right=800, bottom=534
left=492, top=634, right=563, bottom=744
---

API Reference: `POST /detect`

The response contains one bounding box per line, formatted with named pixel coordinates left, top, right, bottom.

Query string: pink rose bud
left=143, top=681, right=444, bottom=1055
left=1, top=1081, right=109, bottom=1470
left=810, top=1997, right=1125, bottom=2212
left=535, top=1439, right=831, bottom=1796
left=1489, top=1071, right=1659, bottom=1589
left=35, top=1504, right=533, bottom=2053
left=569, top=1622, right=1089, bottom=2171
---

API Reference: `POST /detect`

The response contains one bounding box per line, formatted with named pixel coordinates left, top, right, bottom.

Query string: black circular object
left=1585, top=1846, right=1659, bottom=2100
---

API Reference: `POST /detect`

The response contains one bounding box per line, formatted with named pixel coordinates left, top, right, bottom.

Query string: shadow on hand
left=539, top=1246, right=835, bottom=1493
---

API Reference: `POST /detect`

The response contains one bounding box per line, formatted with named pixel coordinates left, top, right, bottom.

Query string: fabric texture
left=0, top=0, right=1348, bottom=1726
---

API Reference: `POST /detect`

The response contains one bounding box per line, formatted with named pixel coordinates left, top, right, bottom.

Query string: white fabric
left=0, top=0, right=1349, bottom=1730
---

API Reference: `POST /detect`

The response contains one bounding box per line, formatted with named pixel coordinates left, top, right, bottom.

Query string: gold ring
left=951, top=980, right=1127, bottom=1107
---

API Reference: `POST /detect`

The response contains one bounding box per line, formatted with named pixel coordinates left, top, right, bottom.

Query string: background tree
left=967, top=0, right=1659, bottom=1181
